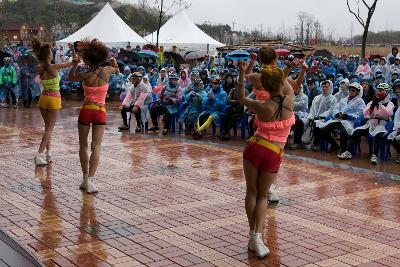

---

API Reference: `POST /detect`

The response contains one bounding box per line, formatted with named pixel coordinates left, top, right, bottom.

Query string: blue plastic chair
left=367, top=121, right=394, bottom=161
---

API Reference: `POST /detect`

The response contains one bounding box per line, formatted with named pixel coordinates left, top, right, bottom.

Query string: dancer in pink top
left=237, top=55, right=295, bottom=258
left=68, top=39, right=119, bottom=194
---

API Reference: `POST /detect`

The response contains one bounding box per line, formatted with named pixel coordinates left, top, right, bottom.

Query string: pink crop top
left=83, top=84, right=109, bottom=105
left=253, top=87, right=270, bottom=101
left=255, top=113, right=295, bottom=144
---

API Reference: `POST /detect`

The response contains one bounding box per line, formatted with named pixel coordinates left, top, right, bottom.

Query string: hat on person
left=169, top=73, right=179, bottom=80
left=393, top=79, right=400, bottom=89
left=131, top=72, right=143, bottom=79
left=349, top=82, right=362, bottom=91
left=211, top=76, right=221, bottom=83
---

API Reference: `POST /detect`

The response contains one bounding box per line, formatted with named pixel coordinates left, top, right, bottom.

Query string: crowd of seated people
left=2, top=43, right=400, bottom=165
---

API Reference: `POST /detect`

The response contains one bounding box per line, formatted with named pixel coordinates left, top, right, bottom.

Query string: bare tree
left=313, top=20, right=323, bottom=44
left=154, top=0, right=191, bottom=47
left=346, top=0, right=378, bottom=57
left=297, top=12, right=307, bottom=44
left=305, top=15, right=314, bottom=45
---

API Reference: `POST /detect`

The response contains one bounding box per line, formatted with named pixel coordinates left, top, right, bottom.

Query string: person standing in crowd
left=0, top=57, right=17, bottom=108
left=238, top=61, right=295, bottom=258
left=387, top=47, right=399, bottom=65
left=19, top=57, right=36, bottom=107
left=68, top=39, right=119, bottom=193
left=11, top=45, right=21, bottom=62
left=338, top=83, right=394, bottom=164
left=54, top=45, right=66, bottom=63
left=31, top=38, right=76, bottom=166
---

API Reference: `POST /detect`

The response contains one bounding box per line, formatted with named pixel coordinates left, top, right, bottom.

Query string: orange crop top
left=83, top=84, right=109, bottom=105
left=255, top=114, right=295, bottom=144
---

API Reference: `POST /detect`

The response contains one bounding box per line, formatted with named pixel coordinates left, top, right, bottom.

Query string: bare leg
left=244, top=158, right=259, bottom=231
left=255, top=172, right=276, bottom=234
left=78, top=123, right=90, bottom=177
left=38, top=109, right=59, bottom=153
left=88, top=125, right=105, bottom=177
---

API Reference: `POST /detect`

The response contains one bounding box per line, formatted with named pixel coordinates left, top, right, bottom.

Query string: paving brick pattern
left=1, top=106, right=400, bottom=267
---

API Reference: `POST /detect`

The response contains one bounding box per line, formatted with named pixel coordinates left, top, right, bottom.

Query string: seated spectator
left=199, top=69, right=210, bottom=89
left=148, top=74, right=183, bottom=135
left=178, top=69, right=191, bottom=92
left=334, top=78, right=349, bottom=102
left=390, top=57, right=400, bottom=76
left=289, top=84, right=309, bottom=149
left=193, top=76, right=227, bottom=140
left=338, top=83, right=394, bottom=164
left=219, top=80, right=248, bottom=141
left=388, top=105, right=400, bottom=163
left=355, top=58, right=372, bottom=80
left=157, top=68, right=168, bottom=86
left=323, top=60, right=336, bottom=78
left=392, top=79, right=400, bottom=111
left=222, top=73, right=236, bottom=95
left=183, top=79, right=207, bottom=134
left=304, top=78, right=320, bottom=109
left=118, top=73, right=151, bottom=132
left=390, top=71, right=399, bottom=87
left=361, top=79, right=375, bottom=105
left=374, top=57, right=390, bottom=82
left=304, top=81, right=337, bottom=151
left=316, top=83, right=366, bottom=153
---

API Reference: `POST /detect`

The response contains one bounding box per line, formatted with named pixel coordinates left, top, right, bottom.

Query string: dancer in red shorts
left=68, top=39, right=118, bottom=193
left=237, top=59, right=295, bottom=258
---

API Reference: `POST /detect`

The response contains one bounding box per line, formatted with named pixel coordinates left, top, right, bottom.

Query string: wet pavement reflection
left=1, top=102, right=400, bottom=266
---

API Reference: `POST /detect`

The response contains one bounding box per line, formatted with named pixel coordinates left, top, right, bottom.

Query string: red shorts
left=243, top=141, right=283, bottom=173
left=78, top=106, right=107, bottom=125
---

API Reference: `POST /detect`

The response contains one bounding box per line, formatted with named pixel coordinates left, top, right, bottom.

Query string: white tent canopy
left=145, top=10, right=224, bottom=52
left=57, top=3, right=148, bottom=48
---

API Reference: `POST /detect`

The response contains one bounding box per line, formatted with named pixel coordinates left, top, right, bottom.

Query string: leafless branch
left=346, top=0, right=366, bottom=27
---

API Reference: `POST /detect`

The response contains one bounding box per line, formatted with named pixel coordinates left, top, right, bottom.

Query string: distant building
left=0, top=22, right=47, bottom=42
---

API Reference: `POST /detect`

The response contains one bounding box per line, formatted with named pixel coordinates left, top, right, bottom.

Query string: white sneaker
left=268, top=185, right=279, bottom=203
left=34, top=153, right=47, bottom=166
left=252, top=233, right=269, bottom=258
left=248, top=230, right=255, bottom=251
left=46, top=150, right=52, bottom=163
left=79, top=175, right=88, bottom=190
left=86, top=177, right=98, bottom=194
left=370, top=154, right=378, bottom=165
left=338, top=151, right=352, bottom=160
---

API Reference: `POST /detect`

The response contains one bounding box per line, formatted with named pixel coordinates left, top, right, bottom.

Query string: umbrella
left=118, top=50, right=140, bottom=64
left=143, top=44, right=159, bottom=52
left=225, top=50, right=250, bottom=61
left=275, top=49, right=290, bottom=57
left=164, top=51, right=185, bottom=64
left=17, top=54, right=39, bottom=70
left=291, top=52, right=305, bottom=59
left=184, top=51, right=206, bottom=61
left=138, top=50, right=159, bottom=59
left=0, top=51, right=12, bottom=66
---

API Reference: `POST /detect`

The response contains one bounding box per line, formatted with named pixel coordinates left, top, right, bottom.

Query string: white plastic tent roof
left=57, top=3, right=147, bottom=47
left=145, top=10, right=224, bottom=50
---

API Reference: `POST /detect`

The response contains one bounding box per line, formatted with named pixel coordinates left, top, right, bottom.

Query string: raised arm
left=237, top=61, right=268, bottom=115
left=245, top=53, right=257, bottom=75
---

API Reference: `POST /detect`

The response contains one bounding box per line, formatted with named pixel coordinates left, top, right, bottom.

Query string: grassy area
left=307, top=45, right=391, bottom=57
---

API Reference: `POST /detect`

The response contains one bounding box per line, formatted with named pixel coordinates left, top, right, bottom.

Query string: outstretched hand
left=250, top=52, right=257, bottom=62
left=109, top=57, right=118, bottom=68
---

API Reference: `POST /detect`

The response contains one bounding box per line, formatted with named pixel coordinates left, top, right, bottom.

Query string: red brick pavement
left=0, top=104, right=400, bottom=266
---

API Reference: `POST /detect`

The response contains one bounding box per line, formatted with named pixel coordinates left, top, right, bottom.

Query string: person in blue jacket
left=193, top=76, right=227, bottom=139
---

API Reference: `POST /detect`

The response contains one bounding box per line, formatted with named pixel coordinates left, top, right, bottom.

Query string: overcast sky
left=122, top=0, right=399, bottom=38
